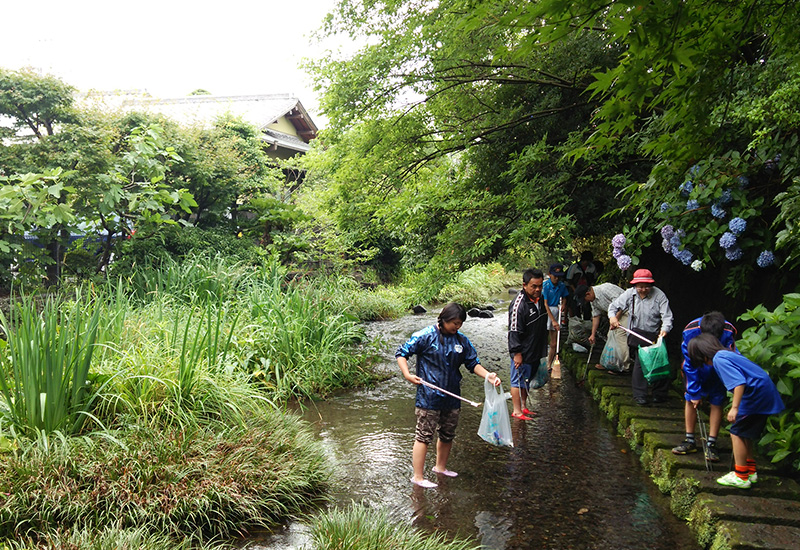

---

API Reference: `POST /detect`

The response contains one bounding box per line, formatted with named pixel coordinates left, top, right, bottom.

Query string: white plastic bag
left=477, top=378, right=514, bottom=447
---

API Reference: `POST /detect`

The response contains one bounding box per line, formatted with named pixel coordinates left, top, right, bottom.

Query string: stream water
left=252, top=296, right=698, bottom=549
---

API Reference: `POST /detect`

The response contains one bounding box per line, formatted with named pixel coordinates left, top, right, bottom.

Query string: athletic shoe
left=716, top=471, right=751, bottom=489
left=749, top=472, right=758, bottom=484
left=672, top=440, right=697, bottom=455
left=704, top=444, right=720, bottom=462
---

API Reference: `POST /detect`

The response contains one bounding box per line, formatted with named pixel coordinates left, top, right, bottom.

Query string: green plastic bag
left=638, top=336, right=670, bottom=382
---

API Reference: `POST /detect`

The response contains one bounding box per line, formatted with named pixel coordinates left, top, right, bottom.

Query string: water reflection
left=252, top=302, right=698, bottom=550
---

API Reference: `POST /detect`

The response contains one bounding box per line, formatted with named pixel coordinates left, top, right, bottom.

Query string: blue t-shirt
left=542, top=278, right=569, bottom=308
left=395, top=325, right=480, bottom=410
left=712, top=350, right=784, bottom=416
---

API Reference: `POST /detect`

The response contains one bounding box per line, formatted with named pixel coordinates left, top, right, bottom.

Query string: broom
left=551, top=302, right=563, bottom=379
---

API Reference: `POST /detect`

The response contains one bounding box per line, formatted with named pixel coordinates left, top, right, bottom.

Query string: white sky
left=2, top=0, right=338, bottom=125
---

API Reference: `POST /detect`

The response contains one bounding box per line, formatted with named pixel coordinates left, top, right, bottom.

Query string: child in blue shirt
left=396, top=302, right=500, bottom=489
left=688, top=333, right=784, bottom=489
left=543, top=264, right=569, bottom=369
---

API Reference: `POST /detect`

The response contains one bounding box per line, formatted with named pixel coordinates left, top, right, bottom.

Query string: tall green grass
left=309, top=504, right=481, bottom=550
left=0, top=291, right=103, bottom=437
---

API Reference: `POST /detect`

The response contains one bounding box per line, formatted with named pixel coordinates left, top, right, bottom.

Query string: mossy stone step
left=709, top=521, right=800, bottom=550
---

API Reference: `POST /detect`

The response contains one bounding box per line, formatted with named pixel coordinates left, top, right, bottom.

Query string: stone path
left=564, top=352, right=800, bottom=550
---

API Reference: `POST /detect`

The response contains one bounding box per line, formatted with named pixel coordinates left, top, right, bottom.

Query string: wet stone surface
left=253, top=299, right=699, bottom=549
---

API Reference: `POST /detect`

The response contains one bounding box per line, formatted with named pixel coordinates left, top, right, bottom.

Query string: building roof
left=84, top=91, right=318, bottom=154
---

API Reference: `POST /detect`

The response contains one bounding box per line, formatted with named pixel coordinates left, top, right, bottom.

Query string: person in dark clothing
left=508, top=269, right=548, bottom=420
left=397, top=302, right=500, bottom=489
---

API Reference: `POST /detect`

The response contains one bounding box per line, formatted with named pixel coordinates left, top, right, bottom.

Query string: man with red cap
left=608, top=269, right=674, bottom=405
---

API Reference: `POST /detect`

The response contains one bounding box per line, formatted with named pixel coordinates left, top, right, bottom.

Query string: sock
left=707, top=436, right=716, bottom=446
left=746, top=459, right=757, bottom=475
left=685, top=433, right=695, bottom=444
left=734, top=464, right=749, bottom=481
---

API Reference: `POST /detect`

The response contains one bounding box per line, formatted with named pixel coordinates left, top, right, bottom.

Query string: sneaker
left=704, top=444, right=720, bottom=462
left=716, top=471, right=751, bottom=489
left=672, top=440, right=698, bottom=455
left=749, top=472, right=758, bottom=484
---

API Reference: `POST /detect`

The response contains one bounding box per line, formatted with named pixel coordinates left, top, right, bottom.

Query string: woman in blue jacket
left=396, top=303, right=500, bottom=489
left=688, top=333, right=785, bottom=489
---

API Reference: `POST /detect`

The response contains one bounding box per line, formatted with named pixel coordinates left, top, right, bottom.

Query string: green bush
left=738, top=293, right=800, bottom=472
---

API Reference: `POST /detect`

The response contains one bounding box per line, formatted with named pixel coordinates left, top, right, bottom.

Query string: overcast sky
left=2, top=0, right=337, bottom=124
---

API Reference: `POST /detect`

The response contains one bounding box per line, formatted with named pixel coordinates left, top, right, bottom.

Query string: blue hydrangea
left=691, top=259, right=703, bottom=272
left=711, top=204, right=727, bottom=219
left=612, top=233, right=626, bottom=248
left=676, top=228, right=686, bottom=238
left=719, top=189, right=733, bottom=205
left=660, top=225, right=675, bottom=240
left=660, top=202, right=671, bottom=213
left=689, top=164, right=700, bottom=176
left=725, top=247, right=743, bottom=261
left=756, top=251, right=775, bottom=268
left=729, top=217, right=747, bottom=235
left=677, top=249, right=693, bottom=265
left=612, top=246, right=624, bottom=259
left=738, top=175, right=750, bottom=188
left=679, top=180, right=694, bottom=197
left=662, top=239, right=672, bottom=254
left=672, top=245, right=682, bottom=259
left=686, top=199, right=699, bottom=211
left=669, top=235, right=682, bottom=249
left=719, top=232, right=737, bottom=249
left=617, top=254, right=632, bottom=271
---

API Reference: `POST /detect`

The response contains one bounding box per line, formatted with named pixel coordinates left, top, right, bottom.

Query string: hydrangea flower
left=660, top=225, right=675, bottom=240
left=756, top=251, right=775, bottom=268
left=662, top=239, right=672, bottom=253
left=691, top=259, right=704, bottom=272
left=729, top=217, right=747, bottom=235
left=738, top=175, right=750, bottom=188
left=612, top=247, right=624, bottom=259
left=617, top=254, right=632, bottom=271
left=719, top=189, right=733, bottom=205
left=711, top=204, right=726, bottom=219
left=686, top=199, right=699, bottom=211
left=719, top=232, right=737, bottom=249
left=725, top=247, right=743, bottom=261
left=611, top=233, right=626, bottom=248
left=669, top=235, right=682, bottom=249
left=676, top=228, right=686, bottom=238
left=679, top=180, right=694, bottom=197
left=660, top=202, right=671, bottom=213
left=689, top=164, right=700, bottom=176
left=677, top=249, right=693, bottom=265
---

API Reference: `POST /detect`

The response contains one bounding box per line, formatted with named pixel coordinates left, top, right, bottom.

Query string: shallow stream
left=254, top=296, right=698, bottom=549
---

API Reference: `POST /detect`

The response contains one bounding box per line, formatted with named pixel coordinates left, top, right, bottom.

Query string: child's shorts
left=415, top=407, right=460, bottom=445
left=730, top=413, right=768, bottom=440
left=547, top=305, right=560, bottom=331
left=509, top=358, right=532, bottom=389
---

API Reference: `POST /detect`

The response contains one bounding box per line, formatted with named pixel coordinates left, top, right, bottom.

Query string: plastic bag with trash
left=638, top=336, right=670, bottom=382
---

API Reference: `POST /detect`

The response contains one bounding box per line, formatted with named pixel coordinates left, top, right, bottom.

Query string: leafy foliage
left=738, top=294, right=800, bottom=471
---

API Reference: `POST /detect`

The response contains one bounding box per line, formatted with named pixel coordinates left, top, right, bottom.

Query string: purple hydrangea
left=719, top=189, right=733, bottom=205
left=711, top=204, right=727, bottom=219
left=660, top=202, right=671, bottom=213
left=679, top=180, right=694, bottom=197
left=719, top=232, right=737, bottom=249
left=756, top=251, right=775, bottom=268
left=691, top=259, right=703, bottom=272
left=662, top=239, right=672, bottom=253
left=611, top=233, right=627, bottom=248
left=660, top=225, right=675, bottom=240
left=686, top=199, right=699, bottom=211
left=729, top=217, right=747, bottom=235
left=676, top=228, right=686, bottom=238
left=612, top=246, right=624, bottom=259
left=738, top=175, right=750, bottom=188
left=725, top=247, right=743, bottom=261
left=677, top=249, right=693, bottom=265
left=617, top=254, right=632, bottom=271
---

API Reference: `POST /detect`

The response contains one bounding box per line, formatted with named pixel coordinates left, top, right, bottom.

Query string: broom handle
left=618, top=325, right=655, bottom=345
left=555, top=302, right=562, bottom=353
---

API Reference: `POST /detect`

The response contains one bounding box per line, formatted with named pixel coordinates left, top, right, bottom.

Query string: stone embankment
left=564, top=352, right=800, bottom=550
